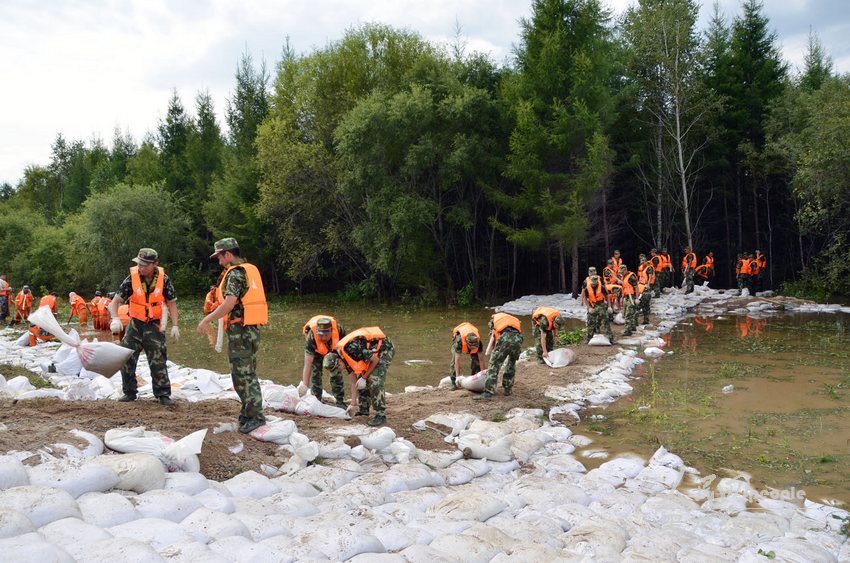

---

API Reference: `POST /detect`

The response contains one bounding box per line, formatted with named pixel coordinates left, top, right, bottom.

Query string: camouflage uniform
left=620, top=270, right=639, bottom=336
left=483, top=322, right=523, bottom=396
left=450, top=334, right=481, bottom=387
left=637, top=288, right=652, bottom=324
left=305, top=323, right=347, bottom=404
left=220, top=260, right=266, bottom=426
left=333, top=336, right=394, bottom=417
left=532, top=316, right=556, bottom=363
left=115, top=269, right=176, bottom=399
left=586, top=302, right=613, bottom=341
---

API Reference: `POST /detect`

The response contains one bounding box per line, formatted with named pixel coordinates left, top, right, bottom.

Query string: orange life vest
left=695, top=264, right=709, bottom=279
left=70, top=294, right=87, bottom=314
left=620, top=271, right=636, bottom=296
left=638, top=262, right=656, bottom=286
left=216, top=262, right=268, bottom=326
left=15, top=291, right=32, bottom=311
left=750, top=259, right=761, bottom=275
left=661, top=253, right=673, bottom=271
left=203, top=289, right=218, bottom=315
left=39, top=295, right=57, bottom=312
left=118, top=304, right=130, bottom=328
left=740, top=258, right=752, bottom=275
left=128, top=266, right=165, bottom=322
left=532, top=307, right=561, bottom=333
left=706, top=255, right=715, bottom=270
left=681, top=252, right=696, bottom=271
left=334, top=327, right=386, bottom=376
left=603, top=267, right=618, bottom=286
left=756, top=254, right=766, bottom=271
left=584, top=280, right=605, bottom=305
left=453, top=322, right=481, bottom=355
left=492, top=313, right=521, bottom=342
left=611, top=256, right=622, bottom=271
left=650, top=254, right=662, bottom=271
left=304, top=314, right=341, bottom=356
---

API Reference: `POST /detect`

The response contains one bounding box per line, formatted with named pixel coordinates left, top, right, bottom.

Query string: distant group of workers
left=735, top=250, right=768, bottom=293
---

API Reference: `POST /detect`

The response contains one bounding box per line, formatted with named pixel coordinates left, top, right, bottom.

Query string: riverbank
left=0, top=287, right=848, bottom=560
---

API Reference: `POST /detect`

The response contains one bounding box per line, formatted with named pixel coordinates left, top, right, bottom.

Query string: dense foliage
left=2, top=0, right=847, bottom=300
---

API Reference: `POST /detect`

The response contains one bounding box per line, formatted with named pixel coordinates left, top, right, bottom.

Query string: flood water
left=576, top=312, right=850, bottom=505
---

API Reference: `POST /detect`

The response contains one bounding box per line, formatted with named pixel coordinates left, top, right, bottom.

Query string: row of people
left=736, top=251, right=768, bottom=293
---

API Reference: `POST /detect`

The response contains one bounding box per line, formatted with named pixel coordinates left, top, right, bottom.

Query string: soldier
left=636, top=254, right=654, bottom=324
left=649, top=249, right=663, bottom=297
left=450, top=322, right=486, bottom=388
left=531, top=307, right=565, bottom=363
left=610, top=249, right=623, bottom=271
left=0, top=274, right=10, bottom=323
left=302, top=315, right=347, bottom=406
left=619, top=264, right=638, bottom=336
left=109, top=248, right=180, bottom=406
left=660, top=247, right=673, bottom=288
left=681, top=246, right=697, bottom=294
left=695, top=256, right=712, bottom=284
left=755, top=250, right=767, bottom=291
left=474, top=312, right=523, bottom=400
left=197, top=238, right=269, bottom=433
left=324, top=327, right=394, bottom=426
left=581, top=275, right=613, bottom=343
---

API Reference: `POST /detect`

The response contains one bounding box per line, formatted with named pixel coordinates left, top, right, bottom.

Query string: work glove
left=356, top=376, right=367, bottom=390
left=110, top=318, right=122, bottom=334
left=346, top=404, right=358, bottom=417
left=297, top=381, right=308, bottom=397
left=170, top=326, right=180, bottom=341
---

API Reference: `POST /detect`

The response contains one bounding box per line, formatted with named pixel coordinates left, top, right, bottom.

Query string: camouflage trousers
left=0, top=296, right=7, bottom=321
left=120, top=319, right=171, bottom=398
left=737, top=275, right=749, bottom=292
left=484, top=330, right=523, bottom=395
left=651, top=279, right=660, bottom=298
left=532, top=324, right=555, bottom=363
left=586, top=303, right=613, bottom=341
left=622, top=296, right=638, bottom=335
left=310, top=353, right=345, bottom=403
left=358, top=339, right=394, bottom=416
left=450, top=351, right=481, bottom=386
left=638, top=291, right=652, bottom=324
left=659, top=270, right=671, bottom=289
left=228, top=324, right=265, bottom=423
left=683, top=270, right=695, bottom=294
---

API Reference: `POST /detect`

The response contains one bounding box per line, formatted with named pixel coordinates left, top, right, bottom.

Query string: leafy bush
left=456, top=282, right=475, bottom=308
left=558, top=327, right=585, bottom=346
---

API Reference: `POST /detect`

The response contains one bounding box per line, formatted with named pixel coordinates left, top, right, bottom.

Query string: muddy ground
left=0, top=337, right=623, bottom=481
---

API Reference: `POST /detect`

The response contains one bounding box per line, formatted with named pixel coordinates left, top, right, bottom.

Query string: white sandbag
left=180, top=507, right=251, bottom=539
left=17, top=388, right=66, bottom=400
left=613, top=312, right=625, bottom=325
left=415, top=449, right=463, bottom=469
left=317, top=437, right=352, bottom=460
left=0, top=455, right=30, bottom=489
left=109, top=517, right=201, bottom=550
left=293, top=525, right=386, bottom=561
left=0, top=508, right=35, bottom=539
left=104, top=427, right=205, bottom=472
left=222, top=470, right=281, bottom=499
left=0, top=485, right=81, bottom=527
left=53, top=345, right=83, bottom=375
left=561, top=516, right=628, bottom=560
left=360, top=427, right=396, bottom=451
left=644, top=346, right=664, bottom=358
left=249, top=418, right=296, bottom=445
left=209, top=535, right=290, bottom=562
left=399, top=543, right=457, bottom=563
left=430, top=533, right=500, bottom=563
left=428, top=490, right=507, bottom=521
left=77, top=492, right=140, bottom=528
left=13, top=332, right=30, bottom=347
left=26, top=458, right=120, bottom=498
left=0, top=532, right=75, bottom=561
left=89, top=453, right=166, bottom=493
left=163, top=429, right=206, bottom=473
left=457, top=370, right=487, bottom=392
left=133, top=490, right=202, bottom=523
left=292, top=393, right=351, bottom=419
left=424, top=413, right=479, bottom=437
left=40, top=517, right=114, bottom=559
left=160, top=541, right=231, bottom=563
left=6, top=375, right=35, bottom=393
left=544, top=347, right=575, bottom=368
left=164, top=472, right=209, bottom=496
left=389, top=463, right=442, bottom=490
left=457, top=434, right=514, bottom=462
left=288, top=432, right=319, bottom=462
left=534, top=453, right=586, bottom=474
left=193, top=488, right=235, bottom=514
left=588, top=334, right=612, bottom=346
left=510, top=431, right=547, bottom=464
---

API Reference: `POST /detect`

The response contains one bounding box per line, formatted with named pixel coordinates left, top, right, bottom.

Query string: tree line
left=2, top=0, right=847, bottom=302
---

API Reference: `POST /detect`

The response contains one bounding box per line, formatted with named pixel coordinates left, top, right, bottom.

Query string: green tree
left=799, top=31, right=832, bottom=92
left=158, top=89, right=193, bottom=196
left=125, top=140, right=164, bottom=186
left=186, top=90, right=224, bottom=232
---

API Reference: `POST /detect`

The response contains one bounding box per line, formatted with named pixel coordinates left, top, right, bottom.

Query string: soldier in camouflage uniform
left=197, top=238, right=268, bottom=434
left=450, top=323, right=486, bottom=389
left=109, top=248, right=180, bottom=406
left=474, top=313, right=523, bottom=400
left=681, top=246, right=697, bottom=294
left=636, top=254, right=654, bottom=324
left=531, top=308, right=565, bottom=363
left=581, top=275, right=613, bottom=343
left=618, top=264, right=639, bottom=336
left=302, top=316, right=347, bottom=406
left=324, top=328, right=394, bottom=427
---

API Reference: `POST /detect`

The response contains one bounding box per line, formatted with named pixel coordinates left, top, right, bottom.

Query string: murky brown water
left=576, top=313, right=850, bottom=505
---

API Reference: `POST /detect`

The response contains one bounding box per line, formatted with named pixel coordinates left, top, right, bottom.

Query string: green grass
left=0, top=363, right=56, bottom=389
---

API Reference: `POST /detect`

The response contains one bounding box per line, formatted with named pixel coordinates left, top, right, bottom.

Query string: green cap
left=210, top=237, right=239, bottom=258
left=554, top=316, right=566, bottom=329
left=465, top=333, right=479, bottom=346
left=322, top=352, right=340, bottom=369
left=132, top=248, right=158, bottom=265
left=316, top=317, right=333, bottom=334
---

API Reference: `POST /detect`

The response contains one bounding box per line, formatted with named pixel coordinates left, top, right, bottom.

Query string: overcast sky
left=2, top=0, right=848, bottom=186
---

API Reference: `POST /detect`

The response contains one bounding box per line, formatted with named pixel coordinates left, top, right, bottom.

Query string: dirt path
left=0, top=339, right=620, bottom=481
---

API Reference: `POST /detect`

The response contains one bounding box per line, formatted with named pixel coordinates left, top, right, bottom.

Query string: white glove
left=110, top=318, right=122, bottom=334
left=356, top=376, right=367, bottom=390
left=170, top=326, right=180, bottom=340
left=346, top=404, right=358, bottom=417
left=297, top=381, right=309, bottom=397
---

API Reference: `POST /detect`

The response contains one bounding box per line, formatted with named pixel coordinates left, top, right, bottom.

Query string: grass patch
left=491, top=411, right=506, bottom=423
left=0, top=363, right=56, bottom=389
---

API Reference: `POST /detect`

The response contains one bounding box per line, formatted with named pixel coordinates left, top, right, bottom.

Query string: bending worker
left=69, top=292, right=89, bottom=327
left=302, top=315, right=347, bottom=407
left=531, top=306, right=565, bottom=362
left=450, top=322, right=487, bottom=389
left=474, top=312, right=522, bottom=401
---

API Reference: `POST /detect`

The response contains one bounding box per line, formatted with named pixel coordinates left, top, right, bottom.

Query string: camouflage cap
left=554, top=316, right=566, bottom=329
left=316, top=317, right=333, bottom=334
left=639, top=253, right=646, bottom=260
left=614, top=249, right=621, bottom=255
left=465, top=332, right=480, bottom=346
left=588, top=266, right=597, bottom=274
left=589, top=275, right=600, bottom=284
left=132, top=248, right=158, bottom=265
left=322, top=352, right=340, bottom=369
left=618, top=264, right=627, bottom=271
left=95, top=290, right=102, bottom=296
left=651, top=248, right=658, bottom=253
left=210, top=237, right=239, bottom=259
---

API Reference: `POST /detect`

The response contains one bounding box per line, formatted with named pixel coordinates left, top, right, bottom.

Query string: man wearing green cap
left=109, top=248, right=180, bottom=406
left=197, top=238, right=269, bottom=434
left=302, top=315, right=347, bottom=406
left=450, top=322, right=486, bottom=389
left=531, top=306, right=565, bottom=362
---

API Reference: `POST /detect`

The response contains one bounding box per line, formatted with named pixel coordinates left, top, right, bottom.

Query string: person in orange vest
left=0, top=274, right=10, bottom=323
left=89, top=291, right=103, bottom=329
left=474, top=312, right=523, bottom=401
left=531, top=307, right=565, bottom=363
left=737, top=253, right=753, bottom=294
left=98, top=293, right=114, bottom=331
left=27, top=324, right=56, bottom=346
left=324, top=327, right=394, bottom=426
left=681, top=246, right=697, bottom=294
left=649, top=249, right=664, bottom=297
left=108, top=248, right=180, bottom=407
left=610, top=249, right=623, bottom=271
left=197, top=238, right=268, bottom=433
left=695, top=257, right=711, bottom=284
left=755, top=250, right=767, bottom=291
left=116, top=303, right=130, bottom=341
left=747, top=252, right=760, bottom=293
left=602, top=259, right=622, bottom=312
left=302, top=315, right=347, bottom=406
left=203, top=285, right=218, bottom=315
left=450, top=322, right=486, bottom=388
left=68, top=292, right=89, bottom=327
left=705, top=251, right=715, bottom=279
left=581, top=275, right=613, bottom=343
left=13, top=285, right=33, bottom=324
left=38, top=291, right=58, bottom=314
left=636, top=255, right=655, bottom=325
left=618, top=264, right=638, bottom=336
left=661, top=247, right=673, bottom=288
